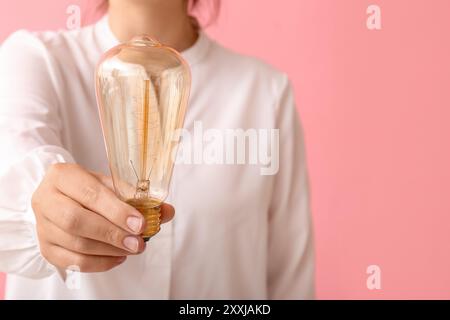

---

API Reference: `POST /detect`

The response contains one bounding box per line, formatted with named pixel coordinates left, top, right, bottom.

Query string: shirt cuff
left=0, top=145, right=75, bottom=279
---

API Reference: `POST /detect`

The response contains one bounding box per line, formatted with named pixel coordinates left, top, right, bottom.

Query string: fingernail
left=123, top=236, right=139, bottom=253
left=127, top=216, right=143, bottom=233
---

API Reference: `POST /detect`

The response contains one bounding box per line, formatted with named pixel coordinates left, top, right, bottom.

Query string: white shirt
left=0, top=16, right=314, bottom=299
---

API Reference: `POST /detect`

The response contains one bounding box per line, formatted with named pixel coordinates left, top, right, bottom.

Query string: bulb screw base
left=125, top=198, right=161, bottom=241
left=142, top=205, right=161, bottom=240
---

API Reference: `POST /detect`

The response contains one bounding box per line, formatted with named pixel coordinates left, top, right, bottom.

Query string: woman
left=0, top=0, right=314, bottom=299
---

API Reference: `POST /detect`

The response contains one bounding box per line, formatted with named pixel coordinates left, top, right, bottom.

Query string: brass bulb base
left=126, top=198, right=161, bottom=241
left=142, top=205, right=161, bottom=241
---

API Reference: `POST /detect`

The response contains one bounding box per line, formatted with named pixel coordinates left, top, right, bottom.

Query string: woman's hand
left=31, top=163, right=175, bottom=273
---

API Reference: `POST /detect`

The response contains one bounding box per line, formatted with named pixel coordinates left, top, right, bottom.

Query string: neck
left=108, top=0, right=198, bottom=52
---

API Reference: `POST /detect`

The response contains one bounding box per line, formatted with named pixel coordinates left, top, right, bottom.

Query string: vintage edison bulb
left=95, top=36, right=190, bottom=241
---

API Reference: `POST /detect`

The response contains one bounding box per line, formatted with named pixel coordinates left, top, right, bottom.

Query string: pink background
left=1, top=0, right=450, bottom=299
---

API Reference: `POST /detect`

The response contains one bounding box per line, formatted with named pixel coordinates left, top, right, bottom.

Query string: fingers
left=90, top=171, right=114, bottom=190
left=33, top=163, right=177, bottom=274
left=48, top=163, right=145, bottom=235
left=160, top=203, right=175, bottom=224
left=90, top=169, right=175, bottom=225
left=41, top=243, right=127, bottom=273
left=40, top=193, right=146, bottom=253
left=39, top=218, right=136, bottom=257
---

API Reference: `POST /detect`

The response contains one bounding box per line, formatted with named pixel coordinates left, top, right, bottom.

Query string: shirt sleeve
left=0, top=31, right=75, bottom=279
left=267, top=74, right=315, bottom=299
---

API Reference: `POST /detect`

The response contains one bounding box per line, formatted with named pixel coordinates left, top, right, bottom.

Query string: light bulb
left=95, top=36, right=191, bottom=241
